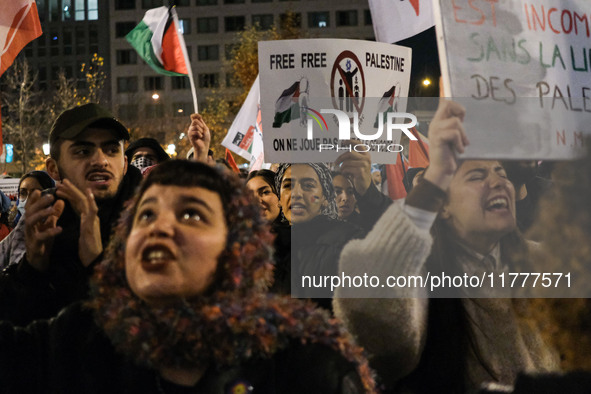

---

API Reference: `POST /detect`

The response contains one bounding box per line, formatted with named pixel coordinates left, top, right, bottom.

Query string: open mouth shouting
left=141, top=243, right=176, bottom=271
left=485, top=195, right=510, bottom=212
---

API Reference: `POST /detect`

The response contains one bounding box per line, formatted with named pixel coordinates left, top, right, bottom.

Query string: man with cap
left=125, top=137, right=169, bottom=172
left=0, top=103, right=142, bottom=325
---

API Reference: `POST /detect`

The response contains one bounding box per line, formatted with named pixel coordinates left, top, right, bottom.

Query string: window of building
left=75, top=0, right=85, bottom=21
left=197, top=0, right=217, bottom=4
left=173, top=102, right=192, bottom=116
left=37, top=35, right=46, bottom=56
left=336, top=10, right=358, bottom=27
left=117, top=77, right=138, bottom=93
left=224, top=43, right=236, bottom=60
left=198, top=73, right=219, bottom=88
left=116, top=50, right=137, bottom=65
left=118, top=105, right=138, bottom=121
left=364, top=9, right=372, bottom=25
left=179, top=18, right=191, bottom=34
left=308, top=12, right=329, bottom=28
left=63, top=28, right=73, bottom=55
left=172, top=76, right=189, bottom=90
left=75, top=26, right=86, bottom=55
left=49, top=0, right=59, bottom=21
left=50, top=30, right=59, bottom=56
left=197, top=45, right=219, bottom=61
left=197, top=17, right=218, bottom=33
left=38, top=66, right=47, bottom=90
left=63, top=65, right=74, bottom=79
left=145, top=104, right=165, bottom=119
left=252, top=14, right=274, bottom=30
left=37, top=0, right=46, bottom=22
left=51, top=66, right=60, bottom=82
left=115, top=0, right=135, bottom=10
left=142, top=0, right=162, bottom=8
left=144, top=76, right=164, bottom=91
left=116, top=22, right=136, bottom=38
left=279, top=13, right=301, bottom=28
left=89, top=25, right=98, bottom=54
left=88, top=0, right=98, bottom=20
left=24, top=43, right=33, bottom=57
left=77, top=64, right=86, bottom=88
left=62, top=0, right=72, bottom=20
left=224, top=16, right=245, bottom=32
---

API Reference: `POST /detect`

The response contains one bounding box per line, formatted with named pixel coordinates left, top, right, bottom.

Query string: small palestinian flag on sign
left=126, top=6, right=187, bottom=76
left=272, top=81, right=300, bottom=128
left=373, top=84, right=399, bottom=128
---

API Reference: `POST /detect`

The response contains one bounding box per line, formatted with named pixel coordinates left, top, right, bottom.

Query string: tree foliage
left=1, top=59, right=47, bottom=174
left=228, top=10, right=305, bottom=104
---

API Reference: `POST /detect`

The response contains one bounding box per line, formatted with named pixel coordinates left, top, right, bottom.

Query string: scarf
left=86, top=163, right=377, bottom=392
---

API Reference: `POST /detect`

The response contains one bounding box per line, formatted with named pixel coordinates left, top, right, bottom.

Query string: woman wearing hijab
left=274, top=163, right=362, bottom=310
left=0, top=160, right=376, bottom=393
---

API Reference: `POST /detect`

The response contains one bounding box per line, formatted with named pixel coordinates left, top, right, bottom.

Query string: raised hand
left=24, top=190, right=65, bottom=272
left=56, top=179, right=101, bottom=267
left=335, top=140, right=372, bottom=196
left=423, top=100, right=469, bottom=192
left=187, top=113, right=211, bottom=163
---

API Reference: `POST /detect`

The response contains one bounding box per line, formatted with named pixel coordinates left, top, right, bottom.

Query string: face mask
left=17, top=198, right=26, bottom=215
left=131, top=156, right=155, bottom=171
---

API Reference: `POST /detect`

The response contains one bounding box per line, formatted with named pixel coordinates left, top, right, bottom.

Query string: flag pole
left=170, top=6, right=198, bottom=113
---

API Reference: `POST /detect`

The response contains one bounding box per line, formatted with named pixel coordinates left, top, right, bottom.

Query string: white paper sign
left=258, top=39, right=412, bottom=163
left=435, top=0, right=591, bottom=159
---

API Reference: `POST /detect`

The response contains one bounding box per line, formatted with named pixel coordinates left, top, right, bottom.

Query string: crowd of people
left=0, top=99, right=587, bottom=393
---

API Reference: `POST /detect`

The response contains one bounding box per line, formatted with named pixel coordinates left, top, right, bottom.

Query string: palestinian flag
left=0, top=0, right=42, bottom=77
left=0, top=0, right=43, bottom=156
left=272, top=81, right=300, bottom=128
left=126, top=6, right=188, bottom=76
left=373, top=85, right=397, bottom=128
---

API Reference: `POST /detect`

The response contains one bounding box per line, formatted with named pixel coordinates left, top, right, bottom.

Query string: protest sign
left=258, top=39, right=412, bottom=163
left=435, top=0, right=591, bottom=159
left=0, top=178, right=20, bottom=203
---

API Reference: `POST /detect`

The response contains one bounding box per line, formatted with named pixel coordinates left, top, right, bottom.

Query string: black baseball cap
left=125, top=137, right=170, bottom=163
left=49, top=103, right=129, bottom=145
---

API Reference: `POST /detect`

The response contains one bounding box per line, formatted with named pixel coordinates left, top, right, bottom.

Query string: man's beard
left=57, top=165, right=122, bottom=204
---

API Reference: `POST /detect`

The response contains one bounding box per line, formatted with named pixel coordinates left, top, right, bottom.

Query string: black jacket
left=0, top=303, right=364, bottom=394
left=0, top=166, right=142, bottom=325
left=290, top=215, right=363, bottom=310
left=346, top=183, right=392, bottom=235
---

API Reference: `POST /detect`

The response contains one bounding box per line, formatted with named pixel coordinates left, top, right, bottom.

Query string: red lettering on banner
left=451, top=0, right=497, bottom=26
left=524, top=3, right=590, bottom=37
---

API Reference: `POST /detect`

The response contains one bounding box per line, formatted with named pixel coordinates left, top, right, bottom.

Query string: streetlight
left=422, top=78, right=431, bottom=87
left=166, top=144, right=176, bottom=156
left=152, top=93, right=160, bottom=100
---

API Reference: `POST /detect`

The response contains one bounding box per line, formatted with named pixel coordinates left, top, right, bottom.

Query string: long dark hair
left=398, top=214, right=528, bottom=393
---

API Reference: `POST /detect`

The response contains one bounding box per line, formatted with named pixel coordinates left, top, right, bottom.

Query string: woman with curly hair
left=0, top=160, right=376, bottom=393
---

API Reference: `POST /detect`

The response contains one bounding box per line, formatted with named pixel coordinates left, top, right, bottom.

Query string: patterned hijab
left=275, top=163, right=338, bottom=220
